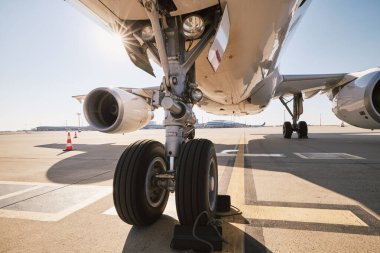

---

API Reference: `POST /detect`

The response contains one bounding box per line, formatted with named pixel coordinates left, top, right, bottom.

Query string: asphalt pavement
left=0, top=126, right=379, bottom=252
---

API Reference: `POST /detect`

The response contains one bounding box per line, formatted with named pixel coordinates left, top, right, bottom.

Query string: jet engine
left=83, top=87, right=153, bottom=133
left=332, top=69, right=380, bottom=129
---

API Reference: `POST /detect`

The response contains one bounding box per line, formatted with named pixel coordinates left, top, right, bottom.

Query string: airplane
left=254, top=122, right=266, bottom=127
left=68, top=0, right=380, bottom=229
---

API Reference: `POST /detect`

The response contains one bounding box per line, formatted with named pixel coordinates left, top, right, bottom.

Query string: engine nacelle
left=332, top=69, right=380, bottom=129
left=83, top=87, right=153, bottom=133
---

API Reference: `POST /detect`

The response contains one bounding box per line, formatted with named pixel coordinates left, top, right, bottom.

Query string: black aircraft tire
left=113, top=140, right=169, bottom=226
left=175, top=139, right=218, bottom=225
left=297, top=121, right=308, bottom=139
left=283, top=121, right=293, bottom=139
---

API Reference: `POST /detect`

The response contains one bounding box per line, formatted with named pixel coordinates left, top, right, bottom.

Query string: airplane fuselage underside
left=77, top=0, right=306, bottom=114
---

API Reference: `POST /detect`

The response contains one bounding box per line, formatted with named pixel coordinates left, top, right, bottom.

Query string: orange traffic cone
left=74, top=131, right=77, bottom=138
left=63, top=132, right=73, bottom=151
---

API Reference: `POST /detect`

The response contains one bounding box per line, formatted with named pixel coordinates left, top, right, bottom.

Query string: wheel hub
left=208, top=158, right=217, bottom=211
left=209, top=176, right=215, bottom=192
left=145, top=157, right=167, bottom=208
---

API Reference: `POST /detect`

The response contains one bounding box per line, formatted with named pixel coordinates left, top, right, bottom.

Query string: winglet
left=72, top=95, right=86, bottom=104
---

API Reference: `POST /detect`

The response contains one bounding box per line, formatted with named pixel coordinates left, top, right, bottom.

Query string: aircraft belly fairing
left=196, top=0, right=300, bottom=105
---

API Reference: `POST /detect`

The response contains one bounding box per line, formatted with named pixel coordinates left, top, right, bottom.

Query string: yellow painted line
left=226, top=134, right=245, bottom=205
left=240, top=205, right=368, bottom=226
left=225, top=133, right=246, bottom=252
left=223, top=223, right=245, bottom=253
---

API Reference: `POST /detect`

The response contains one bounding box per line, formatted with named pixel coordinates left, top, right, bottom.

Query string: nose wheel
left=113, top=139, right=219, bottom=227
left=175, top=139, right=218, bottom=225
left=113, top=140, right=169, bottom=226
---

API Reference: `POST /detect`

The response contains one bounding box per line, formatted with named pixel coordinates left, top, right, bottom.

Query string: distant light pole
left=77, top=113, right=81, bottom=131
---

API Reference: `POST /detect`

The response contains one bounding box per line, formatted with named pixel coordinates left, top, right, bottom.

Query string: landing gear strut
left=280, top=93, right=308, bottom=139
left=113, top=0, right=221, bottom=227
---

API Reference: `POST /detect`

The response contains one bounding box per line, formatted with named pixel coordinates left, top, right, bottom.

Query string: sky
left=0, top=0, right=380, bottom=131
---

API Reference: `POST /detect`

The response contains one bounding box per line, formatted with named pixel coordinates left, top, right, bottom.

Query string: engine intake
left=84, top=87, right=153, bottom=133
left=372, top=80, right=380, bottom=114
left=333, top=69, right=380, bottom=129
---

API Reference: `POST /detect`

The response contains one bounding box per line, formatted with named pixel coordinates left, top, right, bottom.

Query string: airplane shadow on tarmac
left=214, top=132, right=380, bottom=236
left=36, top=143, right=127, bottom=184
left=122, top=215, right=177, bottom=253
left=36, top=131, right=379, bottom=242
left=122, top=215, right=271, bottom=253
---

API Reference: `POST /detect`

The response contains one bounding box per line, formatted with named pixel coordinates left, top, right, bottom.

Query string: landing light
left=182, top=15, right=205, bottom=39
left=141, top=25, right=154, bottom=41
left=191, top=88, right=203, bottom=102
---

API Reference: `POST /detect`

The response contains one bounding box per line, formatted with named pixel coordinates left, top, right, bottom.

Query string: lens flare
left=109, top=22, right=141, bottom=50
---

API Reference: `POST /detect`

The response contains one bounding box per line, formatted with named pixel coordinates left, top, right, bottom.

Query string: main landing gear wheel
left=283, top=121, right=293, bottom=139
left=280, top=94, right=309, bottom=139
left=175, top=139, right=218, bottom=225
left=113, top=140, right=169, bottom=226
left=297, top=121, right=308, bottom=139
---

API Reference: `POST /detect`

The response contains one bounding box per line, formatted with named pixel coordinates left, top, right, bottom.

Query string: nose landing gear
left=113, top=0, right=221, bottom=229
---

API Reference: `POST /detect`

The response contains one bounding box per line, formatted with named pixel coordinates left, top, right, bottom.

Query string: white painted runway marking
left=0, top=181, right=112, bottom=221
left=220, top=149, right=239, bottom=154
left=217, top=153, right=285, bottom=157
left=0, top=181, right=61, bottom=186
left=294, top=153, right=364, bottom=159
left=246, top=154, right=285, bottom=157
left=217, top=150, right=285, bottom=157
left=0, top=188, right=111, bottom=222
left=0, top=185, right=44, bottom=200
left=103, top=207, right=117, bottom=216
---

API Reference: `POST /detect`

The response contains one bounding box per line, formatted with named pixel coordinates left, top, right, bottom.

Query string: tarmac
left=0, top=126, right=379, bottom=252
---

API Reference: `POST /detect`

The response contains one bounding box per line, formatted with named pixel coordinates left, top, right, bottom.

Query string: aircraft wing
left=119, top=86, right=160, bottom=98
left=73, top=86, right=160, bottom=103
left=196, top=70, right=358, bottom=115
left=273, top=71, right=356, bottom=99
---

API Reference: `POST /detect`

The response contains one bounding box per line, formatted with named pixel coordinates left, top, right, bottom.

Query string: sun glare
left=108, top=32, right=124, bottom=49
left=90, top=21, right=145, bottom=62
left=92, top=24, right=127, bottom=57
